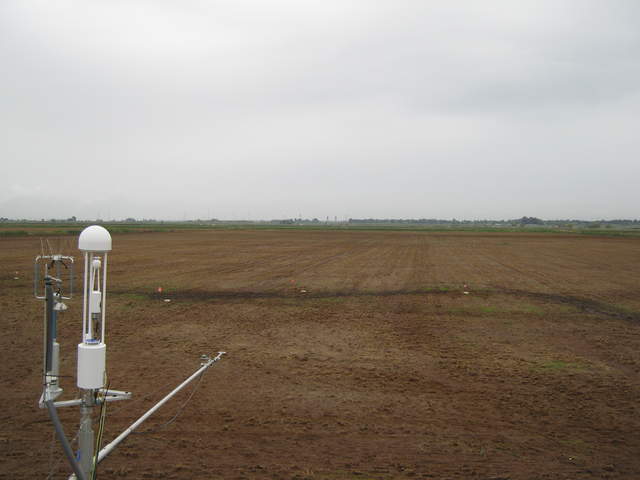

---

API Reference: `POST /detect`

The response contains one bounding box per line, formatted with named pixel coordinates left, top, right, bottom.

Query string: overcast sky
left=2, top=1, right=639, bottom=221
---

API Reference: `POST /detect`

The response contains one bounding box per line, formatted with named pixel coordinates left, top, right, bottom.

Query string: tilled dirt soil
left=2, top=229, right=640, bottom=479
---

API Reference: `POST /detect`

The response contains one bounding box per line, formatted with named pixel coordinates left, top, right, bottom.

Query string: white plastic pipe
left=82, top=253, right=88, bottom=342
left=96, top=352, right=224, bottom=464
left=101, top=252, right=108, bottom=342
left=87, top=253, right=94, bottom=340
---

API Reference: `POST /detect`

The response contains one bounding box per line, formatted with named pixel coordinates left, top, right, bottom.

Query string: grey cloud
left=2, top=1, right=639, bottom=220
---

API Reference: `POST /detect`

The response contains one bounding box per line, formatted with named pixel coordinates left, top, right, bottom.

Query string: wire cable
left=46, top=429, right=80, bottom=480
left=92, top=380, right=109, bottom=480
left=133, top=369, right=207, bottom=434
left=45, top=400, right=87, bottom=480
left=105, top=374, right=179, bottom=418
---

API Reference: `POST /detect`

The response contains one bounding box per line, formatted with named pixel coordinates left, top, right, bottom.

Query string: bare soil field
left=2, top=229, right=640, bottom=479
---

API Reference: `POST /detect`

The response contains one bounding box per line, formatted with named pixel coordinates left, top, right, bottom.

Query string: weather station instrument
left=36, top=226, right=225, bottom=479
left=35, top=247, right=75, bottom=406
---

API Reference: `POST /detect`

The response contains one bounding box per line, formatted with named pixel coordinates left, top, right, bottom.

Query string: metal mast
left=38, top=225, right=226, bottom=479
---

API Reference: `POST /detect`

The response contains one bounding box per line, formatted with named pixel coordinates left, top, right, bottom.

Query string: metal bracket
left=34, top=255, right=74, bottom=299
left=40, top=388, right=133, bottom=409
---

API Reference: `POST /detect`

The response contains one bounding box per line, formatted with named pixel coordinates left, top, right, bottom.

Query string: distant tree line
left=1, top=217, right=639, bottom=227
left=346, top=217, right=640, bottom=227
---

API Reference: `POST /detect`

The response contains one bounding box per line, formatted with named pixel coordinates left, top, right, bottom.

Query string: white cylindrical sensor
left=77, top=343, right=106, bottom=389
left=90, top=290, right=102, bottom=315
left=52, top=341, right=60, bottom=377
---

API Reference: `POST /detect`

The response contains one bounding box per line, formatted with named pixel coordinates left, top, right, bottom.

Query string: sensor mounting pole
left=76, top=225, right=112, bottom=478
